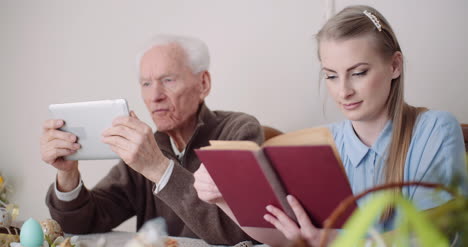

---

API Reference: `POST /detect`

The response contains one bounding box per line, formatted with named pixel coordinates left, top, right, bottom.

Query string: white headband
left=363, top=10, right=382, bottom=32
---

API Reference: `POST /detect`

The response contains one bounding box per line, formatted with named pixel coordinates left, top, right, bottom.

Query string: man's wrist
left=55, top=178, right=83, bottom=201
left=57, top=169, right=80, bottom=192
left=145, top=157, right=171, bottom=183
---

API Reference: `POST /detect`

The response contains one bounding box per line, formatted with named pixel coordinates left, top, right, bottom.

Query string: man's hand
left=194, top=164, right=224, bottom=204
left=40, top=119, right=81, bottom=192
left=102, top=111, right=169, bottom=183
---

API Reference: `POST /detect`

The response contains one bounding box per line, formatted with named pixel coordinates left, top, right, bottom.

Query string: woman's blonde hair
left=316, top=5, right=426, bottom=220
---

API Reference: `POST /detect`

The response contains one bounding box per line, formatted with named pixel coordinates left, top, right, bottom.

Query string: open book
left=195, top=127, right=357, bottom=228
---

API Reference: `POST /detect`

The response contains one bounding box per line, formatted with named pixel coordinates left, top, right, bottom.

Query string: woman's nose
left=339, top=79, right=355, bottom=99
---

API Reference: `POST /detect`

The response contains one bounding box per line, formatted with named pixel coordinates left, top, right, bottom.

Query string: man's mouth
left=152, top=109, right=169, bottom=114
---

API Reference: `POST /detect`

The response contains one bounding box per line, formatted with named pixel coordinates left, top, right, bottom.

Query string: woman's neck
left=351, top=111, right=390, bottom=147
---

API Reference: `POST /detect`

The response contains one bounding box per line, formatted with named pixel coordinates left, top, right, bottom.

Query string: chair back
left=262, top=126, right=283, bottom=141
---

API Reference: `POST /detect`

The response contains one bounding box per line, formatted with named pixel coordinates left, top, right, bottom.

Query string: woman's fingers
left=287, top=195, right=322, bottom=244
left=264, top=205, right=301, bottom=240
left=193, top=164, right=223, bottom=203
left=194, top=181, right=222, bottom=202
left=287, top=195, right=316, bottom=232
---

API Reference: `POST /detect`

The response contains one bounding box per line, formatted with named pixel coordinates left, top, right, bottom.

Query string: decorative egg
left=40, top=218, right=64, bottom=243
left=20, top=218, right=44, bottom=247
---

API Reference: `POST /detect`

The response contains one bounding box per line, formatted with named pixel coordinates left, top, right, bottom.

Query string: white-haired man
left=41, top=35, right=263, bottom=245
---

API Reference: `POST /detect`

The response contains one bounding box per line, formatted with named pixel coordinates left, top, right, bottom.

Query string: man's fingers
left=102, top=125, right=141, bottom=144
left=107, top=143, right=127, bottom=159
left=102, top=135, right=133, bottom=153
left=42, top=119, right=64, bottom=130
left=46, top=139, right=80, bottom=151
left=42, top=129, right=77, bottom=144
left=112, top=116, right=154, bottom=140
left=130, top=110, right=139, bottom=120
left=41, top=139, right=80, bottom=164
left=42, top=148, right=76, bottom=163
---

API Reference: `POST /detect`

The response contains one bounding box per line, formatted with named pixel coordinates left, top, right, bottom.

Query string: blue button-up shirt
left=329, top=110, right=468, bottom=231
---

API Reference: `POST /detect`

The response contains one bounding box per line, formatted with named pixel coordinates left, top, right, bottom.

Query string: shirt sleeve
left=405, top=111, right=468, bottom=210
left=46, top=161, right=137, bottom=234
left=153, top=159, right=175, bottom=194
left=54, top=176, right=83, bottom=202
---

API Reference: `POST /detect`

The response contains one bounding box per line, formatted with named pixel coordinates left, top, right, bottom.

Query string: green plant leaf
left=396, top=198, right=449, bottom=247
left=331, top=192, right=392, bottom=247
left=331, top=192, right=450, bottom=247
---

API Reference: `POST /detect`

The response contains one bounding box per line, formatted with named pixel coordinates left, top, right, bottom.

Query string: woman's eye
left=352, top=70, right=368, bottom=77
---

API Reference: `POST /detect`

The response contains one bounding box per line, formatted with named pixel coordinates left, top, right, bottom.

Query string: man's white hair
left=136, top=34, right=210, bottom=76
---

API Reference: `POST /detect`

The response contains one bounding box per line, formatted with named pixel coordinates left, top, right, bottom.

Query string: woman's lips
left=342, top=101, right=362, bottom=110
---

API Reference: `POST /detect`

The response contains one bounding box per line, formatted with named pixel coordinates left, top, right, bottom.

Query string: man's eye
left=325, top=75, right=337, bottom=80
left=352, top=70, right=368, bottom=77
left=162, top=78, right=174, bottom=83
left=142, top=81, right=151, bottom=87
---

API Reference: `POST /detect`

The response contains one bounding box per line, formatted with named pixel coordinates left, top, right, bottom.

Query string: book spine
left=254, top=151, right=297, bottom=222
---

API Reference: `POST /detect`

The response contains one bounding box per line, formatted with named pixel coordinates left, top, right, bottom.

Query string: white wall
left=1, top=0, right=467, bottom=232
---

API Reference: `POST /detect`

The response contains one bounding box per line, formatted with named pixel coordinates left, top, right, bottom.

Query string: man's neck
left=351, top=111, right=390, bottom=147
left=166, top=115, right=198, bottom=152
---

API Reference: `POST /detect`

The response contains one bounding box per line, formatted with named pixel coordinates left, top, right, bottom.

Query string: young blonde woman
left=194, top=5, right=468, bottom=246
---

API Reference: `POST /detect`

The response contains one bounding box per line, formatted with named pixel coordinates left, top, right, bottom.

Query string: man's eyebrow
left=139, top=77, right=150, bottom=82
left=139, top=74, right=175, bottom=82
left=158, top=74, right=176, bottom=79
left=322, top=62, right=369, bottom=73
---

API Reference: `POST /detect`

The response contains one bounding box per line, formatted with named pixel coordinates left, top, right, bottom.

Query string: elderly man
left=41, top=35, right=263, bottom=245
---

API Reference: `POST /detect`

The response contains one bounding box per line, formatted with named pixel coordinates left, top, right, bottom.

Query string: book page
left=263, top=127, right=346, bottom=180
left=199, top=140, right=261, bottom=150
left=263, top=127, right=334, bottom=147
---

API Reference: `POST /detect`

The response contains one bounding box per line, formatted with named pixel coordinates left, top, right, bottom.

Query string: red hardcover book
left=195, top=128, right=357, bottom=228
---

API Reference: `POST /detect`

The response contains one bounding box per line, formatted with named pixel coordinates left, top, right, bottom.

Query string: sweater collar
left=154, top=102, right=216, bottom=157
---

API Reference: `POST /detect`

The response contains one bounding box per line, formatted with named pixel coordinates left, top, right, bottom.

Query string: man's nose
left=150, top=82, right=167, bottom=102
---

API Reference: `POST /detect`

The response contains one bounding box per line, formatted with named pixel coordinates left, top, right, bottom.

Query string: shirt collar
left=170, top=136, right=185, bottom=159
left=344, top=119, right=393, bottom=167
left=371, top=120, right=393, bottom=157
left=344, top=120, right=369, bottom=168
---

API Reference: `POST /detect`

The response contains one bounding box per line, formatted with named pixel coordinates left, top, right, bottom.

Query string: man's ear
left=391, top=51, right=403, bottom=79
left=199, top=71, right=211, bottom=100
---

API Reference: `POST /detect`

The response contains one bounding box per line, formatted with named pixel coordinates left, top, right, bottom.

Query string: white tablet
left=49, top=99, right=129, bottom=160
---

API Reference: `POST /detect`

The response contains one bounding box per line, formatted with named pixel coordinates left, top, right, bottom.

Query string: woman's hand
left=264, top=195, right=338, bottom=246
left=193, top=164, right=224, bottom=204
